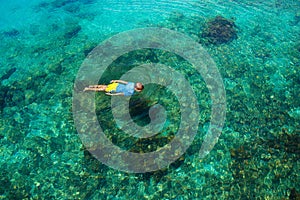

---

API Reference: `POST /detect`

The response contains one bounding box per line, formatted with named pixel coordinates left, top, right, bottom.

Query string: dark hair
left=135, top=82, right=144, bottom=90
left=139, top=84, right=144, bottom=90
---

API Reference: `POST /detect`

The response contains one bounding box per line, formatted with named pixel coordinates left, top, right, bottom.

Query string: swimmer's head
left=135, top=82, right=144, bottom=92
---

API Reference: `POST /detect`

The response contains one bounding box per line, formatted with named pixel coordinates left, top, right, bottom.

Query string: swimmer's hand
left=110, top=80, right=128, bottom=84
left=105, top=92, right=124, bottom=96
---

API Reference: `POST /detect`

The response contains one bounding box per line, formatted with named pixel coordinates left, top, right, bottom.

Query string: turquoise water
left=1, top=0, right=300, bottom=199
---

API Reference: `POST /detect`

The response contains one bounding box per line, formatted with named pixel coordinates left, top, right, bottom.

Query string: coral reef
left=201, top=15, right=237, bottom=45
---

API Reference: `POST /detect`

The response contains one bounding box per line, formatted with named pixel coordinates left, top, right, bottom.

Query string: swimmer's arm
left=105, top=92, right=124, bottom=96
left=110, top=80, right=128, bottom=84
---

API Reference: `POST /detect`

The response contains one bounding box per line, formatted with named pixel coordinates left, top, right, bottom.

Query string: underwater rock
left=295, top=43, right=300, bottom=53
left=201, top=16, right=237, bottom=45
left=230, top=145, right=252, bottom=160
left=169, top=11, right=184, bottom=21
left=295, top=11, right=300, bottom=23
left=79, top=0, right=95, bottom=4
left=129, top=97, right=152, bottom=125
left=51, top=0, right=77, bottom=8
left=0, top=86, right=9, bottom=112
left=254, top=47, right=272, bottom=62
left=129, top=136, right=174, bottom=153
left=6, top=89, right=25, bottom=107
left=3, top=29, right=20, bottom=37
left=83, top=43, right=97, bottom=56
left=0, top=67, right=16, bottom=81
left=25, top=90, right=36, bottom=104
left=288, top=107, right=300, bottom=120
left=63, top=3, right=80, bottom=13
left=265, top=131, right=300, bottom=156
left=289, top=12, right=300, bottom=26
left=289, top=188, right=300, bottom=200
left=64, top=25, right=81, bottom=39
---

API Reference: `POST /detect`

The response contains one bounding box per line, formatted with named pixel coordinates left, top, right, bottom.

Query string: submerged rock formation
left=202, top=15, right=237, bottom=45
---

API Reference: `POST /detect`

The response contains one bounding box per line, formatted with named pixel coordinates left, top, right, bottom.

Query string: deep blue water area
left=0, top=0, right=299, bottom=199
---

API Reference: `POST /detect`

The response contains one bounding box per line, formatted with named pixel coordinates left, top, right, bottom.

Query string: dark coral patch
left=202, top=15, right=237, bottom=45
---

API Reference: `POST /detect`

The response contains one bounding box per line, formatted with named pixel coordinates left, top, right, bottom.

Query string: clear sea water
left=0, top=0, right=299, bottom=199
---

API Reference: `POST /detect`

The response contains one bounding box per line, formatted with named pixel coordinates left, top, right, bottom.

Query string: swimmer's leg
left=88, top=85, right=107, bottom=89
left=84, top=85, right=107, bottom=91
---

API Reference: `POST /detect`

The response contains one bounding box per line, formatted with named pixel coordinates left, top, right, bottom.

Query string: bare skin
left=83, top=80, right=144, bottom=96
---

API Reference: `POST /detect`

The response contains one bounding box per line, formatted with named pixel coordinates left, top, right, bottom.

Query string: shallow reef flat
left=0, top=0, right=299, bottom=199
